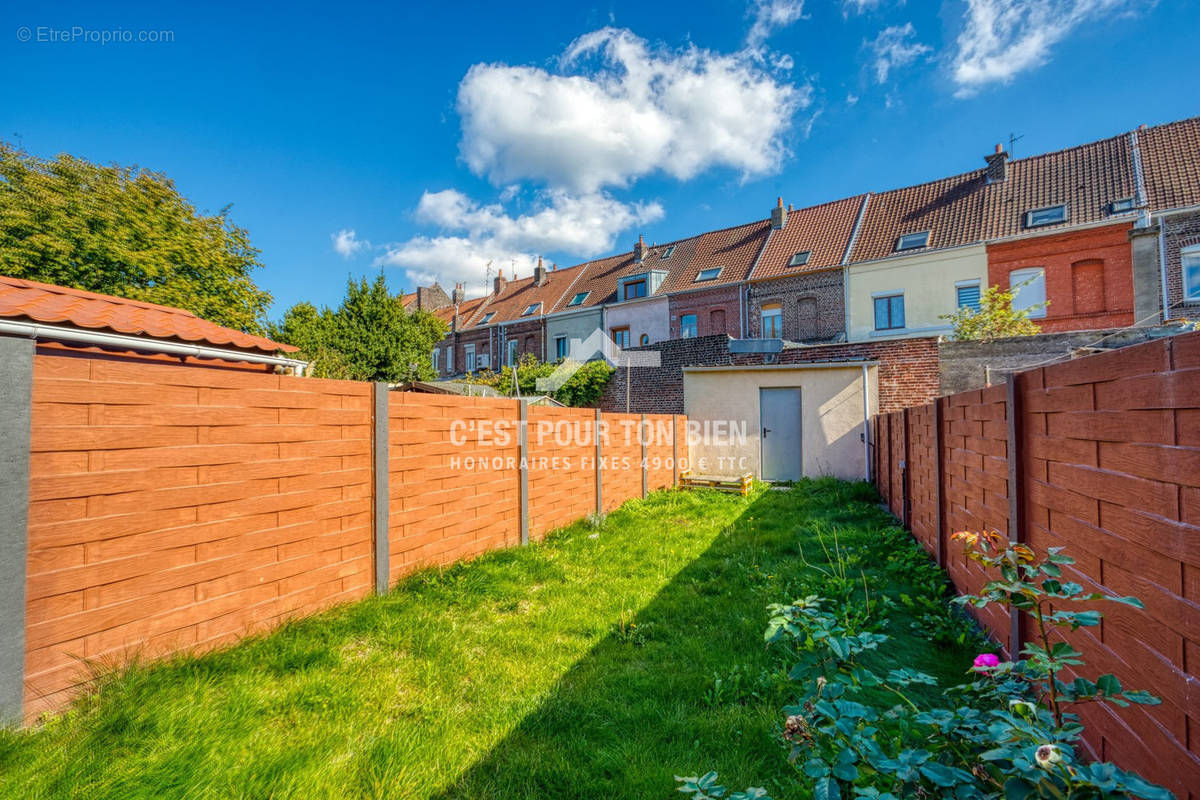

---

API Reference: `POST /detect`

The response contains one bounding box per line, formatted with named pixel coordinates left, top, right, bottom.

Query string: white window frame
left=521, top=303, right=540, bottom=317
left=479, top=312, right=495, bottom=324
left=895, top=231, right=930, bottom=251
left=680, top=314, right=698, bottom=338
left=567, top=292, right=589, bottom=307
left=1182, top=245, right=1200, bottom=302
left=1009, top=267, right=1047, bottom=318
left=506, top=339, right=519, bottom=366
left=660, top=245, right=676, bottom=259
left=761, top=304, right=782, bottom=338
left=955, top=279, right=982, bottom=313
left=554, top=335, right=568, bottom=361
left=446, top=346, right=454, bottom=374
left=1026, top=204, right=1068, bottom=228
left=1109, top=197, right=1136, bottom=215
left=432, top=348, right=440, bottom=373
left=694, top=267, right=722, bottom=282
left=464, top=343, right=476, bottom=372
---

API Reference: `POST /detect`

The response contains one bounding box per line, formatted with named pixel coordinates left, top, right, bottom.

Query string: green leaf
left=1122, top=689, right=1161, bottom=705
left=803, top=759, right=832, bottom=779
left=814, top=777, right=841, bottom=800
left=1003, top=777, right=1035, bottom=800
left=1107, top=594, right=1145, bottom=608
left=1096, top=674, right=1122, bottom=695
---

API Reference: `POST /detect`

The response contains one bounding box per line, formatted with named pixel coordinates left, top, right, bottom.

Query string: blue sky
left=4, top=0, right=1198, bottom=317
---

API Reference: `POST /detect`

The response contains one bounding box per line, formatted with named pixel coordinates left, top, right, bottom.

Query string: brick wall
left=874, top=330, right=1200, bottom=798
left=746, top=268, right=845, bottom=341
left=668, top=285, right=742, bottom=339
left=987, top=223, right=1136, bottom=332
left=1163, top=210, right=1200, bottom=318
left=21, top=349, right=684, bottom=717
left=600, top=334, right=733, bottom=414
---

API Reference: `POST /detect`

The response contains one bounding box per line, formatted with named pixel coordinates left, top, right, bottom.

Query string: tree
left=0, top=141, right=272, bottom=332
left=463, top=353, right=614, bottom=407
left=270, top=275, right=447, bottom=382
left=941, top=281, right=1045, bottom=342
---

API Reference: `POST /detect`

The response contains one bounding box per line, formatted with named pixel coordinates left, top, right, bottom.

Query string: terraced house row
left=424, top=116, right=1200, bottom=377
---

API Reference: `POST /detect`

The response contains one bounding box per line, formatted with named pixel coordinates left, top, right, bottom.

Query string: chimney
left=451, top=282, right=464, bottom=305
left=634, top=234, right=647, bottom=263
left=771, top=196, right=788, bottom=230
left=493, top=268, right=507, bottom=296
left=534, top=256, right=548, bottom=286
left=985, top=143, right=1008, bottom=184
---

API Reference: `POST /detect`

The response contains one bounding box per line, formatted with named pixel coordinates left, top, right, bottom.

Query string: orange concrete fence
left=873, top=330, right=1200, bottom=800
left=2, top=342, right=685, bottom=720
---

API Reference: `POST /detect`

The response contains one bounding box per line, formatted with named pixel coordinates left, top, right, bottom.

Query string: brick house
left=1138, top=117, right=1200, bottom=320
left=747, top=195, right=866, bottom=341
left=665, top=219, right=771, bottom=339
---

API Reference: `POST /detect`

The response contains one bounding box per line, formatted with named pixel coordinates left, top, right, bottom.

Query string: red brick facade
left=987, top=223, right=1135, bottom=332
left=746, top=268, right=845, bottom=341
left=668, top=285, right=742, bottom=339
left=1162, top=210, right=1200, bottom=319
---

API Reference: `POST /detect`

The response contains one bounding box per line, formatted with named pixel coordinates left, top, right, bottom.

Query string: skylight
left=695, top=267, right=723, bottom=282
left=895, top=231, right=930, bottom=251
left=479, top=312, right=495, bottom=324
left=1026, top=204, right=1068, bottom=228
left=660, top=245, right=676, bottom=259
left=1109, top=197, right=1136, bottom=214
left=567, top=291, right=589, bottom=307
left=521, top=303, right=540, bottom=316
left=788, top=250, right=812, bottom=267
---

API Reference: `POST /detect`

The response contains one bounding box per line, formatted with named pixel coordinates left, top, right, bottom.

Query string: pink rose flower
left=973, top=653, right=1000, bottom=669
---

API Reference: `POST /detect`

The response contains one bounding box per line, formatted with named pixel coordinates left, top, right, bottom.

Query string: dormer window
left=1109, top=197, right=1136, bottom=214
left=623, top=280, right=647, bottom=300
left=567, top=292, right=589, bottom=307
left=1026, top=204, right=1068, bottom=228
left=660, top=245, right=676, bottom=259
left=895, top=231, right=930, bottom=251
left=695, top=267, right=723, bottom=282
left=479, top=312, right=495, bottom=324
left=788, top=250, right=812, bottom=267
left=521, top=303, right=540, bottom=316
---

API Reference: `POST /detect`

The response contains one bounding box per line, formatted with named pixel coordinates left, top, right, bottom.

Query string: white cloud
left=952, top=0, right=1135, bottom=96
left=331, top=229, right=368, bottom=258
left=746, top=0, right=807, bottom=49
left=456, top=26, right=809, bottom=194
left=376, top=189, right=663, bottom=292
left=870, top=23, right=931, bottom=84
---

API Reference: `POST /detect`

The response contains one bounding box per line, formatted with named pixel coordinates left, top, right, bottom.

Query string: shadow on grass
left=425, top=480, right=976, bottom=800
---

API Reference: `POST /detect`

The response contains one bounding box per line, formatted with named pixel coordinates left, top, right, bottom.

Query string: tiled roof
left=470, top=263, right=587, bottom=325
left=542, top=252, right=637, bottom=312
left=1138, top=116, right=1200, bottom=211
left=433, top=295, right=489, bottom=326
left=752, top=196, right=867, bottom=280
left=399, top=292, right=418, bottom=310
left=849, top=170, right=987, bottom=263
left=660, top=219, right=771, bottom=293
left=981, top=133, right=1137, bottom=240
left=0, top=275, right=296, bottom=353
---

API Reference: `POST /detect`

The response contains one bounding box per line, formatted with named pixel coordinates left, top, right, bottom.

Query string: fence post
left=1005, top=375, right=1025, bottom=657
left=519, top=402, right=529, bottom=545
left=932, top=398, right=945, bottom=568
left=372, top=383, right=390, bottom=595
left=0, top=336, right=32, bottom=725
left=594, top=408, right=603, bottom=516
left=640, top=414, right=648, bottom=498
left=901, top=407, right=912, bottom=529
left=672, top=415, right=679, bottom=487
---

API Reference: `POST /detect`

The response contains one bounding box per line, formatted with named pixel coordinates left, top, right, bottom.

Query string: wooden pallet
left=679, top=471, right=754, bottom=496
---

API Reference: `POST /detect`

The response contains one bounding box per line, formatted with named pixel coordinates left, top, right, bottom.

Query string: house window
left=661, top=245, right=676, bottom=259
left=567, top=292, right=589, bottom=307
left=507, top=339, right=519, bottom=366
left=1109, top=197, right=1136, bottom=214
left=464, top=344, right=476, bottom=372
left=788, top=250, right=811, bottom=267
left=521, top=303, right=540, bottom=316
left=680, top=314, right=698, bottom=338
left=555, top=335, right=569, bottom=361
left=623, top=280, right=647, bottom=300
left=1026, top=204, right=1068, bottom=228
left=895, top=231, right=930, bottom=251
left=446, top=346, right=454, bottom=373
left=761, top=303, right=782, bottom=338
left=956, top=281, right=981, bottom=312
left=695, top=267, right=722, bottom=282
left=611, top=327, right=630, bottom=348
left=639, top=333, right=650, bottom=346
left=1182, top=245, right=1200, bottom=301
left=1009, top=268, right=1047, bottom=317
left=432, top=348, right=440, bottom=373
left=873, top=294, right=905, bottom=330
left=479, top=312, right=495, bottom=324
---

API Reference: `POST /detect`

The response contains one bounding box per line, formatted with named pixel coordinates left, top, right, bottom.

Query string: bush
left=463, top=354, right=614, bottom=407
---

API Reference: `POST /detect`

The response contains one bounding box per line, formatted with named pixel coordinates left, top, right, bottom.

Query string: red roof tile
left=752, top=196, right=867, bottom=280
left=1137, top=116, right=1200, bottom=211
left=660, top=219, right=771, bottom=292
left=468, top=264, right=588, bottom=325
left=849, top=171, right=987, bottom=263
left=0, top=275, right=297, bottom=353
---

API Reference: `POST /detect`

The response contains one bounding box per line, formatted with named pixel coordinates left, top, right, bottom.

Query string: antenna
left=1008, top=132, right=1024, bottom=157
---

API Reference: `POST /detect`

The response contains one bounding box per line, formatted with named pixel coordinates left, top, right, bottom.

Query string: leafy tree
left=0, top=141, right=272, bottom=332
left=941, top=282, right=1045, bottom=342
left=270, top=275, right=446, bottom=382
left=463, top=354, right=614, bottom=407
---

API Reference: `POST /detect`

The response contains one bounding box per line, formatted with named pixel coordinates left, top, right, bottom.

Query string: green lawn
left=0, top=480, right=978, bottom=800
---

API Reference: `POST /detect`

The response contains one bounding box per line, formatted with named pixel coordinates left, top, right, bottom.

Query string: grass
left=0, top=479, right=980, bottom=800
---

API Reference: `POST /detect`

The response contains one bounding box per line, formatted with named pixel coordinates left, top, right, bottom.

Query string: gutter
left=1158, top=215, right=1171, bottom=322
left=0, top=319, right=309, bottom=375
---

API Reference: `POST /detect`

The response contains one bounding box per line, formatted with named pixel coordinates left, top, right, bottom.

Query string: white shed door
left=760, top=387, right=802, bottom=481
